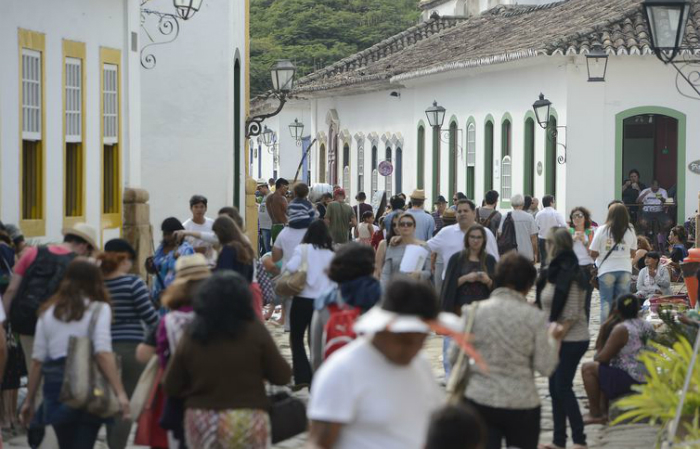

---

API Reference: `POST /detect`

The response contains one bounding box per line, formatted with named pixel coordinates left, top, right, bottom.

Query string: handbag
left=274, top=244, right=308, bottom=297
left=59, top=302, right=122, bottom=418
left=268, top=390, right=307, bottom=443
left=134, top=366, right=169, bottom=447
left=129, top=355, right=159, bottom=419
left=446, top=302, right=479, bottom=405
left=590, top=242, right=619, bottom=290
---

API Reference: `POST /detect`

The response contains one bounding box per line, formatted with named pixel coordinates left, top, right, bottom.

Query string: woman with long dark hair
left=589, top=203, right=637, bottom=322
left=581, top=294, right=653, bottom=425
left=20, top=259, right=129, bottom=449
left=99, top=239, right=159, bottom=449
left=148, top=217, right=196, bottom=303
left=309, top=243, right=381, bottom=370
left=213, top=215, right=255, bottom=281
left=569, top=206, right=595, bottom=320
left=163, top=272, right=291, bottom=448
left=285, top=220, right=335, bottom=388
left=536, top=228, right=589, bottom=449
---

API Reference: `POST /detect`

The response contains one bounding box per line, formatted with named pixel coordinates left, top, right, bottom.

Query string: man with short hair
left=383, top=195, right=406, bottom=232
left=636, top=179, right=672, bottom=235
left=182, top=194, right=217, bottom=266
left=257, top=181, right=272, bottom=254
left=528, top=197, right=540, bottom=218
left=499, top=194, right=538, bottom=262
left=307, top=278, right=443, bottom=449
left=535, top=195, right=567, bottom=268
left=267, top=178, right=290, bottom=244
left=477, top=190, right=502, bottom=236
left=317, top=192, right=333, bottom=219
left=432, top=196, right=448, bottom=236
left=450, top=192, right=467, bottom=211
left=325, top=188, right=356, bottom=245
left=406, top=190, right=435, bottom=241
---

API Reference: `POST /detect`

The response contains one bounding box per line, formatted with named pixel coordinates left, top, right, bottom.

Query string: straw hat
left=442, top=209, right=457, bottom=225
left=409, top=189, right=426, bottom=201
left=62, top=223, right=98, bottom=249
left=171, top=254, right=211, bottom=286
left=353, top=307, right=462, bottom=335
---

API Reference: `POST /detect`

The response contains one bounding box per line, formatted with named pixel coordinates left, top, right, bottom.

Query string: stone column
left=123, top=188, right=153, bottom=279
left=245, top=176, right=259, bottom=255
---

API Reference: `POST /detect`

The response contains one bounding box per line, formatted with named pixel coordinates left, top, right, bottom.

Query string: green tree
left=251, top=0, right=420, bottom=95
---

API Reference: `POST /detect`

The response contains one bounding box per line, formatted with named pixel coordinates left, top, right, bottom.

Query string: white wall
left=141, top=0, right=247, bottom=237
left=0, top=0, right=136, bottom=244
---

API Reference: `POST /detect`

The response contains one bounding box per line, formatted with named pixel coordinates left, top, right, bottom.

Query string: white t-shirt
left=308, top=338, right=442, bottom=449
left=589, top=224, right=637, bottom=275
left=535, top=207, right=568, bottom=239
left=273, top=227, right=307, bottom=270
left=498, top=210, right=538, bottom=261
left=639, top=187, right=668, bottom=213
left=33, top=301, right=112, bottom=361
left=258, top=193, right=273, bottom=230
left=286, top=244, right=335, bottom=299
left=427, top=224, right=499, bottom=279
left=183, top=217, right=217, bottom=265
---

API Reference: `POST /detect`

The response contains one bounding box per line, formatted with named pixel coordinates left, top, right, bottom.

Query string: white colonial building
left=263, top=0, right=700, bottom=225
left=1, top=0, right=249, bottom=245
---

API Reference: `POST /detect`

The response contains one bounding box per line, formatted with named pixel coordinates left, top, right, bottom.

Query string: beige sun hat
left=409, top=189, right=426, bottom=201
left=171, top=253, right=211, bottom=286
left=62, top=223, right=98, bottom=249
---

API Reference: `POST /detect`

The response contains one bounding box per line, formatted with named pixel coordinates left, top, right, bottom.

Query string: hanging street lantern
left=586, top=45, right=609, bottom=82
left=643, top=0, right=690, bottom=61
left=261, top=126, right=275, bottom=147
left=289, top=119, right=304, bottom=141
left=173, top=0, right=203, bottom=20
left=533, top=93, right=552, bottom=129
left=425, top=101, right=446, bottom=128
left=271, top=60, right=297, bottom=93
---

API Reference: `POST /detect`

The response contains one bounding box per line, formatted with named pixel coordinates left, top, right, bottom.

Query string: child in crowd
left=356, top=211, right=375, bottom=245
left=425, top=404, right=486, bottom=449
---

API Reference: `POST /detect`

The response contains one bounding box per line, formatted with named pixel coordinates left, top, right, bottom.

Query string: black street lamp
left=246, top=60, right=298, bottom=138
left=174, top=0, right=203, bottom=20
left=532, top=93, right=552, bottom=129
left=289, top=118, right=304, bottom=143
left=586, top=45, right=609, bottom=82
left=425, top=101, right=446, bottom=128
left=261, top=126, right=275, bottom=147
left=643, top=0, right=690, bottom=61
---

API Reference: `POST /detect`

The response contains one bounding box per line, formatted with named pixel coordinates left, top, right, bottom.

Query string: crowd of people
left=0, top=173, right=691, bottom=449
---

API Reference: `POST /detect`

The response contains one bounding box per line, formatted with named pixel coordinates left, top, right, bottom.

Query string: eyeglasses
left=398, top=222, right=414, bottom=228
left=572, top=213, right=584, bottom=219
left=468, top=235, right=484, bottom=240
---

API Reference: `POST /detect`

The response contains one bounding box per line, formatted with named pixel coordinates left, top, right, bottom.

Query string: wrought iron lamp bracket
left=140, top=5, right=181, bottom=70
left=546, top=124, right=568, bottom=165
left=654, top=50, right=700, bottom=100
left=245, top=91, right=288, bottom=138
left=439, top=128, right=464, bottom=155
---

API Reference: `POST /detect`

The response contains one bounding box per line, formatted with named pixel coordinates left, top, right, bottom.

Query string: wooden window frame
left=63, top=40, right=86, bottom=226
left=100, top=48, right=122, bottom=230
left=19, top=29, right=46, bottom=237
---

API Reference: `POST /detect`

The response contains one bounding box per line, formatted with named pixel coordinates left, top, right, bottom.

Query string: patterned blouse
left=462, top=287, right=559, bottom=409
left=151, top=241, right=195, bottom=300
left=611, top=318, right=654, bottom=383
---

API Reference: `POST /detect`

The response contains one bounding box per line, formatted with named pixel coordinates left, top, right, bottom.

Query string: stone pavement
left=1, top=290, right=661, bottom=448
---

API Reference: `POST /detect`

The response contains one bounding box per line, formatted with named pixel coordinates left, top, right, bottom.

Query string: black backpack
left=497, top=212, right=518, bottom=255
left=10, top=246, right=75, bottom=335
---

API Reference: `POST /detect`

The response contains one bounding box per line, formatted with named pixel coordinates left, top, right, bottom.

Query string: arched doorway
left=319, top=143, right=326, bottom=183
left=616, top=107, right=686, bottom=223
left=545, top=116, right=557, bottom=197
left=395, top=147, right=403, bottom=195
left=523, top=116, right=535, bottom=197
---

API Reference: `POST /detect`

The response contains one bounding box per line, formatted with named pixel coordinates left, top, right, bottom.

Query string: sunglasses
left=572, top=213, right=584, bottom=219
left=468, top=235, right=484, bottom=240
left=398, top=222, right=414, bottom=228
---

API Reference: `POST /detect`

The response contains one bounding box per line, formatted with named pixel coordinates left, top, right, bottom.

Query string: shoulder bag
left=274, top=244, right=308, bottom=297
left=59, top=302, right=122, bottom=418
left=446, top=302, right=480, bottom=405
left=268, top=386, right=307, bottom=444
left=590, top=241, right=619, bottom=290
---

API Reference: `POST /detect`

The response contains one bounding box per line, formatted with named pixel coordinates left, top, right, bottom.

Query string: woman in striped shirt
left=99, top=239, right=159, bottom=449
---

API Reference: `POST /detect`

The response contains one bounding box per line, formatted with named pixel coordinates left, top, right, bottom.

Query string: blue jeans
left=443, top=337, right=452, bottom=379
left=53, top=422, right=101, bottom=449
left=598, top=271, right=631, bottom=322
left=260, top=228, right=272, bottom=254
left=549, top=340, right=589, bottom=447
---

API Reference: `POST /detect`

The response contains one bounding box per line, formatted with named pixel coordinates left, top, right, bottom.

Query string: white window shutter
left=103, top=64, right=118, bottom=144
left=22, top=49, right=41, bottom=141
left=65, top=58, right=82, bottom=142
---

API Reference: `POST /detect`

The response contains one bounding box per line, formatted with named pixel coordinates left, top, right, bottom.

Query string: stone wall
left=123, top=188, right=153, bottom=279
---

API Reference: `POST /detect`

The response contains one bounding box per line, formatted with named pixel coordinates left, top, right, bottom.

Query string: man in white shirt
left=307, top=279, right=443, bottom=449
left=535, top=195, right=567, bottom=268
left=182, top=195, right=217, bottom=267
left=499, top=194, right=539, bottom=262
left=636, top=179, right=672, bottom=235
left=427, top=199, right=499, bottom=281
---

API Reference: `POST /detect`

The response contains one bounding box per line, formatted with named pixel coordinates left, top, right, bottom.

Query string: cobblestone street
left=2, top=289, right=661, bottom=448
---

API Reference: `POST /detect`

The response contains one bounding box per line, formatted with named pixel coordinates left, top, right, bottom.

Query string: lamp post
left=245, top=60, right=297, bottom=138
left=532, top=94, right=567, bottom=164
left=585, top=45, right=609, bottom=82
left=425, top=101, right=446, bottom=201
left=289, top=118, right=304, bottom=145
left=261, top=126, right=276, bottom=148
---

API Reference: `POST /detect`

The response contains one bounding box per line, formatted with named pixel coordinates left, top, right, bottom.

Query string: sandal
left=583, top=413, right=608, bottom=425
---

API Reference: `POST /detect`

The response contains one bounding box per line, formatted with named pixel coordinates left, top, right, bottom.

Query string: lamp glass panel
left=586, top=55, right=608, bottom=81
left=534, top=104, right=550, bottom=127
left=647, top=4, right=686, bottom=49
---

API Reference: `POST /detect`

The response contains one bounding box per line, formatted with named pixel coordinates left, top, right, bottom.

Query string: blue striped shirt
left=104, top=275, right=159, bottom=342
